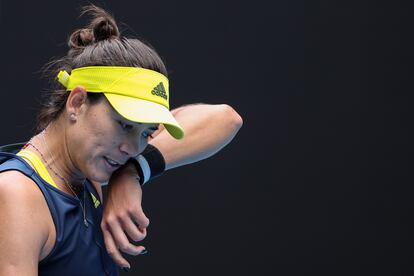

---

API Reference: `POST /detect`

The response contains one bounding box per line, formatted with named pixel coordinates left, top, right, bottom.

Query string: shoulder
left=0, top=169, right=36, bottom=191
left=0, top=170, right=52, bottom=231
left=0, top=170, right=51, bottom=272
left=0, top=170, right=46, bottom=205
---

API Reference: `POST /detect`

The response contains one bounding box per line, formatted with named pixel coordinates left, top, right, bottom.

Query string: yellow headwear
left=57, top=66, right=184, bottom=139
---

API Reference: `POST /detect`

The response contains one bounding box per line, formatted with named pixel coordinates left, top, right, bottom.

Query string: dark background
left=1, top=0, right=413, bottom=275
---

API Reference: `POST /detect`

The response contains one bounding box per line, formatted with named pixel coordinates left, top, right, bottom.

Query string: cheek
left=87, top=127, right=119, bottom=154
left=76, top=114, right=119, bottom=157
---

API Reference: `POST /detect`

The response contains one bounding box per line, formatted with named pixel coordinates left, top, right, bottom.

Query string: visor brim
left=104, top=93, right=184, bottom=139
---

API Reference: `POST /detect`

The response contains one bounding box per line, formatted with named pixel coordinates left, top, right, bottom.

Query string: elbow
left=220, top=104, right=243, bottom=131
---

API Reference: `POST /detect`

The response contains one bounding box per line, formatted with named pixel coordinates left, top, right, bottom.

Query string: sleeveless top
left=0, top=148, right=119, bottom=276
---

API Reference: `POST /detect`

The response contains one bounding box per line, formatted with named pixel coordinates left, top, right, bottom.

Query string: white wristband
left=135, top=155, right=151, bottom=184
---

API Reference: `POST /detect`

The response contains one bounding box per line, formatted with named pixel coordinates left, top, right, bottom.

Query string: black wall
left=1, top=0, right=413, bottom=275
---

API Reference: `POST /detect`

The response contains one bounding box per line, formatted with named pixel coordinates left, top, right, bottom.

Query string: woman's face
left=68, top=96, right=158, bottom=183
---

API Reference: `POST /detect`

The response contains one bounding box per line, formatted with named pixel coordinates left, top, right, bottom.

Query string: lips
left=104, top=156, right=122, bottom=169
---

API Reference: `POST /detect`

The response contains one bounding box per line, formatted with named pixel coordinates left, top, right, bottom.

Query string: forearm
left=102, top=104, right=242, bottom=186
left=149, top=103, right=243, bottom=170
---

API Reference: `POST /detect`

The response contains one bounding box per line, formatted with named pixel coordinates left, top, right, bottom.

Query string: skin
left=103, top=103, right=243, bottom=268
left=0, top=86, right=157, bottom=274
left=0, top=86, right=243, bottom=273
left=45, top=86, right=158, bottom=189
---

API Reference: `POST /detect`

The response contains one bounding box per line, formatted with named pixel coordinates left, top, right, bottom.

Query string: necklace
left=27, top=131, right=89, bottom=227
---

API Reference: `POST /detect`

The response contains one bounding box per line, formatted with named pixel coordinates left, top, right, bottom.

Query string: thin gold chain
left=27, top=131, right=88, bottom=227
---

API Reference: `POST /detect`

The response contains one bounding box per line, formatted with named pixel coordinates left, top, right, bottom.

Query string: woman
left=0, top=5, right=242, bottom=275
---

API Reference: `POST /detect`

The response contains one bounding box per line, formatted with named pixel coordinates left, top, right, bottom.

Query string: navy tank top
left=0, top=152, right=118, bottom=275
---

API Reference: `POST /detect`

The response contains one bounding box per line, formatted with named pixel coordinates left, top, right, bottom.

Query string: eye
left=142, top=132, right=154, bottom=139
left=118, top=120, right=133, bottom=131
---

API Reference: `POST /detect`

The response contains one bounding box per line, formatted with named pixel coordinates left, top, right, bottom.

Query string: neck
left=30, top=121, right=85, bottom=193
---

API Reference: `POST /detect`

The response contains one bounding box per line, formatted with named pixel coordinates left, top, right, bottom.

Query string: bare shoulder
left=0, top=170, right=52, bottom=274
left=0, top=169, right=52, bottom=231
left=0, top=170, right=49, bottom=207
left=0, top=170, right=40, bottom=193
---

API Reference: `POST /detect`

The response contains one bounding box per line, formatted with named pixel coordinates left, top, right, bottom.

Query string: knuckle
left=101, top=221, right=110, bottom=231
left=129, top=232, right=140, bottom=242
left=106, top=248, right=116, bottom=257
left=116, top=211, right=129, bottom=221
left=104, top=216, right=116, bottom=225
left=131, top=232, right=146, bottom=242
left=127, top=205, right=142, bottom=216
left=143, top=217, right=150, bottom=227
left=136, top=233, right=146, bottom=242
left=119, top=243, right=131, bottom=252
left=134, top=214, right=150, bottom=228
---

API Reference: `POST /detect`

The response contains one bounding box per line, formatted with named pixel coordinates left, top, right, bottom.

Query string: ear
left=66, top=86, right=88, bottom=118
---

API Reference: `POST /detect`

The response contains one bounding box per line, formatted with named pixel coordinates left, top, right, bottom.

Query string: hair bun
left=67, top=4, right=120, bottom=49
left=68, top=28, right=95, bottom=49
left=91, top=17, right=120, bottom=41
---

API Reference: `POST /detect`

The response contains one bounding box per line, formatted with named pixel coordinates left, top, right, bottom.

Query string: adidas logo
left=90, top=192, right=100, bottom=208
left=151, top=82, right=168, bottom=100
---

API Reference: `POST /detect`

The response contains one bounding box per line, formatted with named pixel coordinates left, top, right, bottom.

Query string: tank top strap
left=16, top=149, right=58, bottom=188
left=0, top=152, right=39, bottom=179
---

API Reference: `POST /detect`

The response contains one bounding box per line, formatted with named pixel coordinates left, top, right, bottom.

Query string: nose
left=119, top=135, right=140, bottom=158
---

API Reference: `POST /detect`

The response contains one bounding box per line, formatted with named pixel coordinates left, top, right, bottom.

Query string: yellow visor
left=57, top=66, right=184, bottom=139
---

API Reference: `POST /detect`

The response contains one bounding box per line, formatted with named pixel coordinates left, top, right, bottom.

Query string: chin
left=82, top=158, right=117, bottom=183
left=88, top=173, right=111, bottom=183
left=83, top=167, right=112, bottom=183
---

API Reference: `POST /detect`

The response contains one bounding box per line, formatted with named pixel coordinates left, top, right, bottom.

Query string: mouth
left=103, top=156, right=122, bottom=169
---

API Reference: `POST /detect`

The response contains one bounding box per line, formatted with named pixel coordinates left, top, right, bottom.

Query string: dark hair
left=37, top=4, right=168, bottom=131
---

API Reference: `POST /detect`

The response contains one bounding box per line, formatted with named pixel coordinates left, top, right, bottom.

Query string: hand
left=101, top=162, right=149, bottom=269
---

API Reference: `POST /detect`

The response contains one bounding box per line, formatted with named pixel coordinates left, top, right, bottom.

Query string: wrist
left=122, top=160, right=141, bottom=176
left=129, top=144, right=166, bottom=186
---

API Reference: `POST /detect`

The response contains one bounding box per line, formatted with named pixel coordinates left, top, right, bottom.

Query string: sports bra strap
left=17, top=150, right=58, bottom=189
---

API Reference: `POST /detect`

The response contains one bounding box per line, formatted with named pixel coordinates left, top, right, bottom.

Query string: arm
left=150, top=103, right=243, bottom=170
left=99, top=103, right=243, bottom=182
left=102, top=103, right=243, bottom=269
left=0, top=172, right=51, bottom=275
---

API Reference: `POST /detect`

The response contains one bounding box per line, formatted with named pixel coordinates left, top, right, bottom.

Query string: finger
left=101, top=224, right=130, bottom=269
left=130, top=209, right=150, bottom=230
left=108, top=218, right=145, bottom=256
left=121, top=217, right=147, bottom=242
